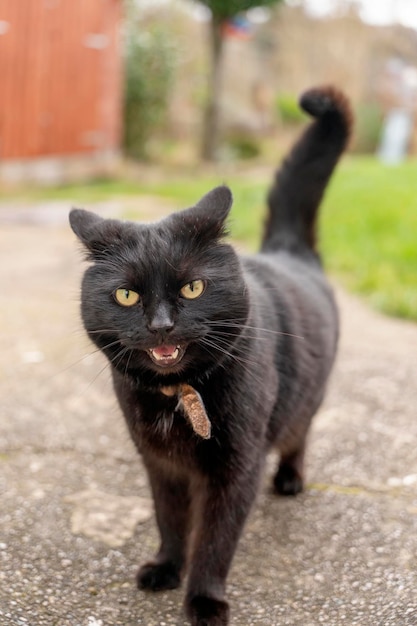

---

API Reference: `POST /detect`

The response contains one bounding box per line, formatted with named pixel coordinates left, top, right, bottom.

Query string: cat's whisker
left=198, top=336, right=264, bottom=383
left=199, top=340, right=264, bottom=387
left=55, top=349, right=104, bottom=375
left=123, top=348, right=134, bottom=379
left=109, top=345, right=130, bottom=367
left=68, top=339, right=125, bottom=388
left=207, top=320, right=304, bottom=340
left=84, top=360, right=112, bottom=391
left=53, top=341, right=117, bottom=379
left=205, top=335, right=268, bottom=372
left=74, top=353, right=114, bottom=395
left=207, top=329, right=273, bottom=342
left=99, top=339, right=124, bottom=353
left=82, top=346, right=130, bottom=391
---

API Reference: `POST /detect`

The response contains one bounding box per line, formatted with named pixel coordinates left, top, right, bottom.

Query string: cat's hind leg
left=273, top=443, right=305, bottom=496
left=137, top=461, right=190, bottom=591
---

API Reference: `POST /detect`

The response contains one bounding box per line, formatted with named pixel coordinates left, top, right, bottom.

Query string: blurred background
left=0, top=0, right=416, bottom=319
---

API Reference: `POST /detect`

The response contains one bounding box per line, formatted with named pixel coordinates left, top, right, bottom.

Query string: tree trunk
left=201, top=16, right=224, bottom=161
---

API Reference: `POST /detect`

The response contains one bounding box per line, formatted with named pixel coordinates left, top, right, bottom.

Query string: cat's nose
left=148, top=320, right=174, bottom=336
left=147, top=304, right=175, bottom=336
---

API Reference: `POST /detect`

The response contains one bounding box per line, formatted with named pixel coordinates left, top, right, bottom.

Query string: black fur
left=70, top=86, right=352, bottom=625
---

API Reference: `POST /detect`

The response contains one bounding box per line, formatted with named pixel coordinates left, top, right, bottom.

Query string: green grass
left=2, top=156, right=416, bottom=321
left=319, top=157, right=417, bottom=320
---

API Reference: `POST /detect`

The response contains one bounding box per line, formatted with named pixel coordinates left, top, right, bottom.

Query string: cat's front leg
left=185, top=467, right=260, bottom=626
left=137, top=459, right=190, bottom=592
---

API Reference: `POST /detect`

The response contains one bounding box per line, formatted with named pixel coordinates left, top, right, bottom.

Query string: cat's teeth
left=148, top=345, right=184, bottom=366
left=151, top=347, right=179, bottom=361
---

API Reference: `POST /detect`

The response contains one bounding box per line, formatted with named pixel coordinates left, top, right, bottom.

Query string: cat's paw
left=136, top=560, right=181, bottom=592
left=273, top=464, right=304, bottom=496
left=186, top=595, right=230, bottom=626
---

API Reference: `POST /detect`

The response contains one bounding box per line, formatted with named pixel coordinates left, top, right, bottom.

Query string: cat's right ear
left=69, top=208, right=103, bottom=242
left=69, top=208, right=121, bottom=258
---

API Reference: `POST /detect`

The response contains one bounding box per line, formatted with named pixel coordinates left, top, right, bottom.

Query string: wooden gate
left=0, top=0, right=122, bottom=159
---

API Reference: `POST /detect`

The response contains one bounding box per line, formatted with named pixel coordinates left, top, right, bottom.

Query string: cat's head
left=70, top=186, right=249, bottom=385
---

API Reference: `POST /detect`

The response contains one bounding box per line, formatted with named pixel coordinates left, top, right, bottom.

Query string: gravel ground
left=0, top=200, right=416, bottom=626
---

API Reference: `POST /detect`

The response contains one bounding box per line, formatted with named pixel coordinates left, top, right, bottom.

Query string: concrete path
left=1, top=201, right=416, bottom=626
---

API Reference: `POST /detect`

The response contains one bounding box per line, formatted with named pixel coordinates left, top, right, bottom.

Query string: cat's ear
left=194, top=185, right=233, bottom=222
left=69, top=208, right=123, bottom=257
left=176, top=185, right=233, bottom=241
left=69, top=208, right=103, bottom=242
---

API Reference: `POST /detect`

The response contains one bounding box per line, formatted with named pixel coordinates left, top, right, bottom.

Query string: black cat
left=70, top=86, right=352, bottom=626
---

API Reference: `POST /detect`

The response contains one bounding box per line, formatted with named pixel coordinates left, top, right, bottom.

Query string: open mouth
left=147, top=344, right=185, bottom=368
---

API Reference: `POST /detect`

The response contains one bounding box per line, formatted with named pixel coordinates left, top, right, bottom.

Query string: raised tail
left=261, top=86, right=353, bottom=255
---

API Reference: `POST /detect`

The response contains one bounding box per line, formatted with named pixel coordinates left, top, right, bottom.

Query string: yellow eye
left=180, top=280, right=205, bottom=300
left=114, top=288, right=140, bottom=307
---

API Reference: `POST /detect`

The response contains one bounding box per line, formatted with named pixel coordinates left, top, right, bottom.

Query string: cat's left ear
left=177, top=185, right=233, bottom=241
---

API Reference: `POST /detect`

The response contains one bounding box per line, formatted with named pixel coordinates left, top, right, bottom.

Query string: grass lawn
left=2, top=156, right=416, bottom=321
left=320, top=157, right=417, bottom=321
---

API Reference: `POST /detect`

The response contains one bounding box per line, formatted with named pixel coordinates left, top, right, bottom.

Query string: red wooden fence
left=0, top=0, right=122, bottom=160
